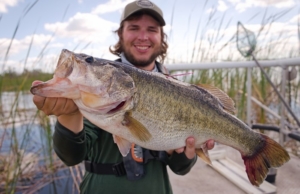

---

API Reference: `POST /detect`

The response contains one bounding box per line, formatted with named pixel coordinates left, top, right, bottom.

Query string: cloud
left=218, top=0, right=229, bottom=12
left=261, top=0, right=295, bottom=7
left=0, top=0, right=22, bottom=13
left=44, top=12, right=119, bottom=43
left=228, top=0, right=296, bottom=12
left=288, top=14, right=300, bottom=24
left=0, top=53, right=59, bottom=74
left=91, top=0, right=132, bottom=14
left=166, top=19, right=299, bottom=64
left=25, top=45, right=117, bottom=74
left=163, top=24, right=172, bottom=34
left=206, top=8, right=214, bottom=14
left=0, top=34, right=53, bottom=59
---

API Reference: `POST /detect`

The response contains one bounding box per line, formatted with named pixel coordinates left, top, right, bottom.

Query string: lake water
left=0, top=92, right=80, bottom=194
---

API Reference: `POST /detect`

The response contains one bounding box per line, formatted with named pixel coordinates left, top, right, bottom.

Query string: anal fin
left=196, top=143, right=212, bottom=165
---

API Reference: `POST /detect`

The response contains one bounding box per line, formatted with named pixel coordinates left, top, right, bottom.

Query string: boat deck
left=169, top=144, right=299, bottom=194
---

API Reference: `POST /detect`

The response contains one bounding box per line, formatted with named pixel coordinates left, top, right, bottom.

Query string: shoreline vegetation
left=0, top=70, right=52, bottom=92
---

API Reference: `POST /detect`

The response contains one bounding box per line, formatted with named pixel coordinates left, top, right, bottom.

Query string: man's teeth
left=136, top=46, right=148, bottom=50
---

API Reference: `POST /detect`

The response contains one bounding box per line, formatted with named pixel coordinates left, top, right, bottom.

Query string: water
left=0, top=92, right=80, bottom=194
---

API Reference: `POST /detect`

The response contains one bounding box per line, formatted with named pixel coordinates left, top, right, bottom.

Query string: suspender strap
left=84, top=161, right=126, bottom=176
left=84, top=150, right=168, bottom=176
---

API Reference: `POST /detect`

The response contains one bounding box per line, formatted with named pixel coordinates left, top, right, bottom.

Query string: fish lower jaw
left=76, top=99, right=130, bottom=115
left=106, top=97, right=135, bottom=115
left=107, top=101, right=127, bottom=114
left=73, top=100, right=110, bottom=115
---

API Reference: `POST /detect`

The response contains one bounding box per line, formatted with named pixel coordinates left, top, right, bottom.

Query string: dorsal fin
left=196, top=83, right=236, bottom=114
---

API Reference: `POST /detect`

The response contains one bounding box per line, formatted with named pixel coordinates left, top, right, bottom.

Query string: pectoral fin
left=113, top=135, right=131, bottom=156
left=196, top=144, right=212, bottom=165
left=122, top=111, right=152, bottom=142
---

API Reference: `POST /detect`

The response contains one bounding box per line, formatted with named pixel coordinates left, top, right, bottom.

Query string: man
left=32, top=1, right=214, bottom=193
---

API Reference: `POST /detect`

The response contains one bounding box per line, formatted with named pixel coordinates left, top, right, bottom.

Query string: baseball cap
left=121, top=0, right=165, bottom=26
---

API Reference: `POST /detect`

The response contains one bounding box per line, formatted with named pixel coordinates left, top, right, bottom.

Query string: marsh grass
left=0, top=1, right=82, bottom=193
left=0, top=2, right=300, bottom=193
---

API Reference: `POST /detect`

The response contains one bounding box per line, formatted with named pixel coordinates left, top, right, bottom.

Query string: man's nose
left=137, top=31, right=149, bottom=41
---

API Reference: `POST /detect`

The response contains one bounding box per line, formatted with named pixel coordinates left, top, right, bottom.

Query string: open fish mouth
left=107, top=101, right=126, bottom=114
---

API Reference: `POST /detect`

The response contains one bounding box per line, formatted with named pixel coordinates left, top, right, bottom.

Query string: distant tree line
left=0, top=69, right=53, bottom=92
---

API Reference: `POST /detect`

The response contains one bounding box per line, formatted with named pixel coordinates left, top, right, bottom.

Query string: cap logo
left=136, top=0, right=154, bottom=8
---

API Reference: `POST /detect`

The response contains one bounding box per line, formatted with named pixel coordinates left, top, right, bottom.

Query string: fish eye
left=85, top=56, right=94, bottom=63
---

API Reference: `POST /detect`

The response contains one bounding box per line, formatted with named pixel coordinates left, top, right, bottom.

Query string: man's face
left=121, top=14, right=162, bottom=69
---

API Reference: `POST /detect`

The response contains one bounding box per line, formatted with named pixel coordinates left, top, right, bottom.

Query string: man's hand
left=32, top=80, right=79, bottom=116
left=167, top=137, right=215, bottom=159
left=32, top=80, right=83, bottom=134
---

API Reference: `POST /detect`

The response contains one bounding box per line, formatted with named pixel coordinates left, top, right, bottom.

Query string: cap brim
left=123, top=8, right=166, bottom=26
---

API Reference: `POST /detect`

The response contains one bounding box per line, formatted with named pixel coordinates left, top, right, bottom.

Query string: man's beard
left=123, top=47, right=161, bottom=68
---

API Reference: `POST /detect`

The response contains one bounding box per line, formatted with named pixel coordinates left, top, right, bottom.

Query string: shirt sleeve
left=166, top=152, right=197, bottom=175
left=53, top=118, right=99, bottom=166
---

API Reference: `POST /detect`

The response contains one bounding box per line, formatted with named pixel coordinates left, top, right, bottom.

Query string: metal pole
left=251, top=54, right=300, bottom=127
left=247, top=67, right=252, bottom=126
left=280, top=67, right=287, bottom=145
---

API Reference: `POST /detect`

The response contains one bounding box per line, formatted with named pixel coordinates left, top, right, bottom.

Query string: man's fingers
left=33, top=95, right=46, bottom=110
left=31, top=80, right=79, bottom=116
left=51, top=98, right=67, bottom=115
left=53, top=98, right=79, bottom=116
left=33, top=95, right=79, bottom=116
left=41, top=97, right=57, bottom=115
left=64, top=99, right=79, bottom=114
left=206, top=139, right=215, bottom=150
left=184, top=137, right=196, bottom=159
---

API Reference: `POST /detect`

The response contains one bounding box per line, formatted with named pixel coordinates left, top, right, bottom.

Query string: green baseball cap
left=121, top=0, right=165, bottom=26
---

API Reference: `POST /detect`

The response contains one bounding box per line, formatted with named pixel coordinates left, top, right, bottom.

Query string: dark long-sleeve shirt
left=53, top=119, right=197, bottom=194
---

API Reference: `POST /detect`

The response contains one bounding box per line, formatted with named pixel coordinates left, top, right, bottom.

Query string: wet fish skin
left=30, top=49, right=290, bottom=186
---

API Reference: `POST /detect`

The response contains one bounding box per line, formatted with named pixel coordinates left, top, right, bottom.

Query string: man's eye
left=149, top=28, right=158, bottom=32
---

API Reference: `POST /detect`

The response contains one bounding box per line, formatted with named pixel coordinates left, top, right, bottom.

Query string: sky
left=0, top=0, right=299, bottom=73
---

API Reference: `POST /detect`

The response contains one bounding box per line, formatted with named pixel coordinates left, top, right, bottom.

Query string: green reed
left=166, top=3, right=299, bottom=126
left=0, top=1, right=74, bottom=193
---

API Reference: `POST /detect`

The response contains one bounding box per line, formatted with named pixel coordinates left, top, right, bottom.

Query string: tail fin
left=242, top=134, right=290, bottom=186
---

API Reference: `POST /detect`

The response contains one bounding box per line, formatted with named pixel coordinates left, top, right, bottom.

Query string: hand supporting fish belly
left=30, top=49, right=290, bottom=186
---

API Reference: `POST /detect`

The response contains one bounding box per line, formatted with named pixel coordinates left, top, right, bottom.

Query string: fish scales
left=114, top=62, right=264, bottom=155
left=30, top=49, right=290, bottom=186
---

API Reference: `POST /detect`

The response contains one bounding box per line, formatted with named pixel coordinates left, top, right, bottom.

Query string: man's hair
left=109, top=11, right=168, bottom=64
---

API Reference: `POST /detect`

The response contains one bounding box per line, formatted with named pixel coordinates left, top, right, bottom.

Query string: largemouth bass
left=31, top=49, right=290, bottom=186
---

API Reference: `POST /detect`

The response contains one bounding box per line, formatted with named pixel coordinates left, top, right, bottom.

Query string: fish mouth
left=107, top=101, right=126, bottom=114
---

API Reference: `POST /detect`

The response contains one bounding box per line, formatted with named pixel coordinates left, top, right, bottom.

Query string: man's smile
left=135, top=45, right=151, bottom=51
